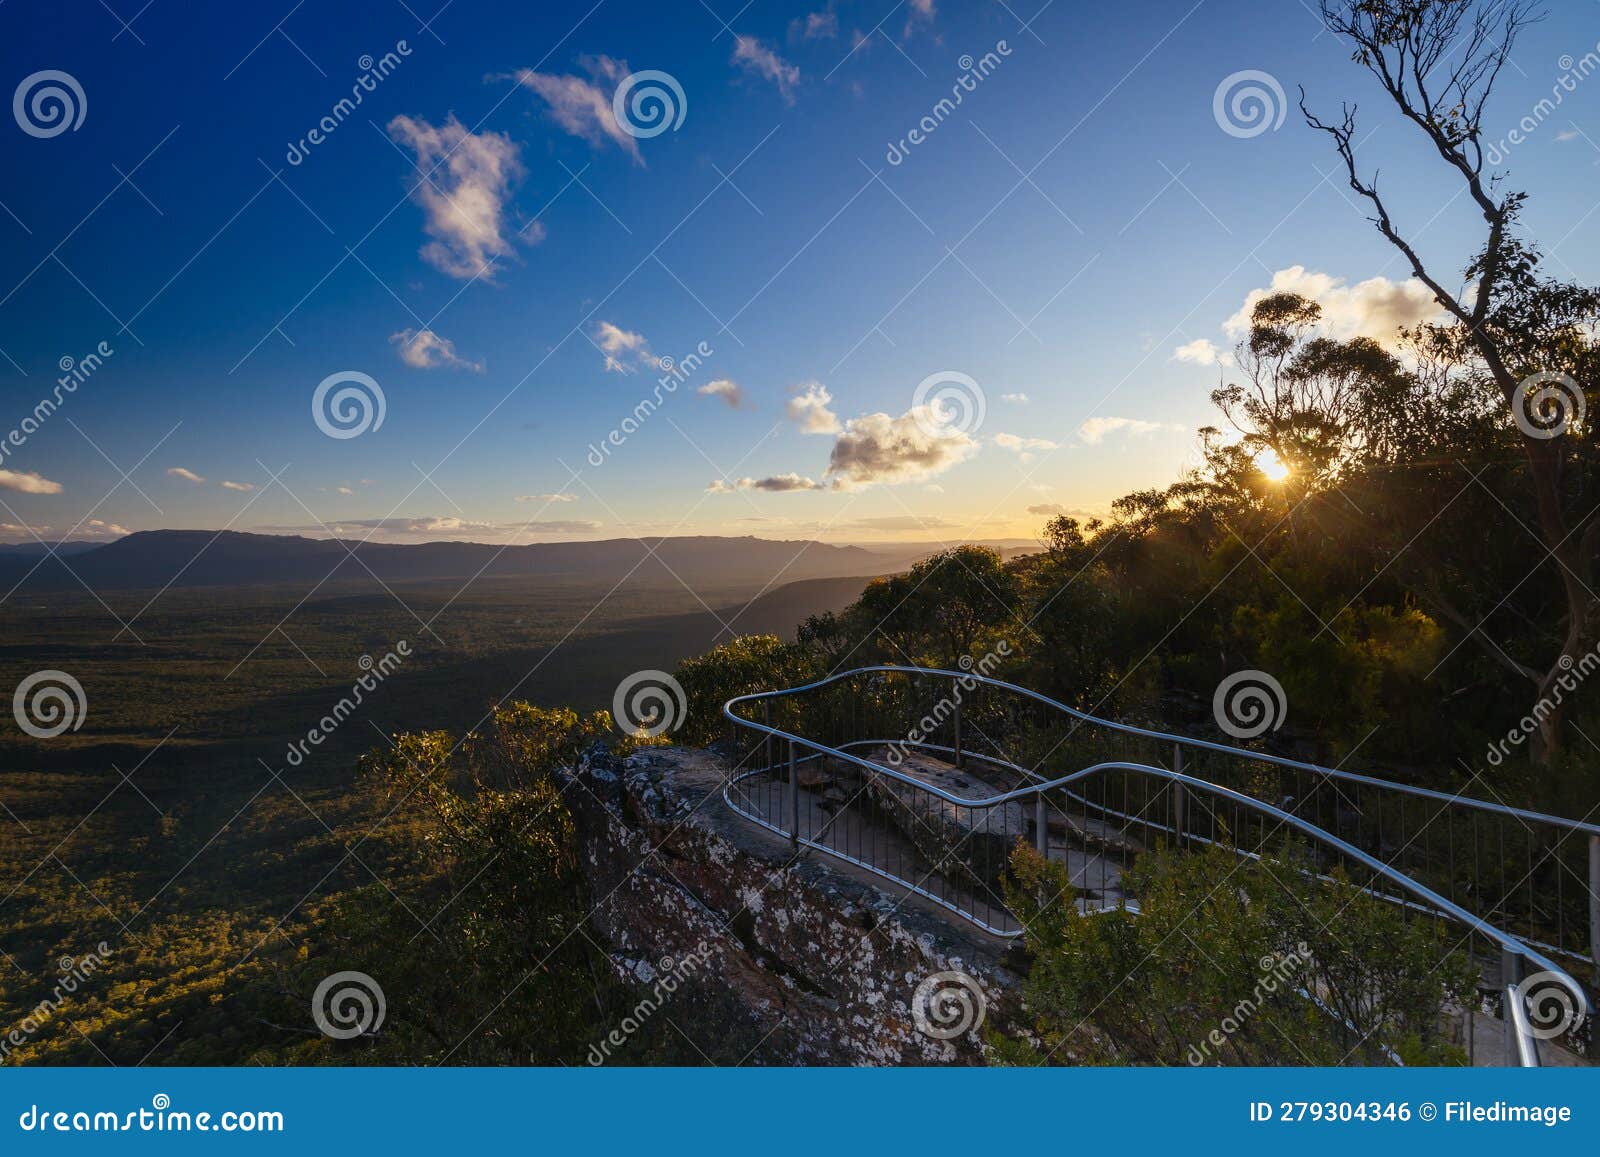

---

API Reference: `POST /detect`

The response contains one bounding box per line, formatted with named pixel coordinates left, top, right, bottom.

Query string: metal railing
left=721, top=664, right=1597, bottom=1066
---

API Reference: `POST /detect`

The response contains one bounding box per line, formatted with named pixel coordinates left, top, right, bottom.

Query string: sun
left=1254, top=448, right=1291, bottom=482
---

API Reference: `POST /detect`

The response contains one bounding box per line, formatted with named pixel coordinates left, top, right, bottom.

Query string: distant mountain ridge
left=0, top=530, right=888, bottom=592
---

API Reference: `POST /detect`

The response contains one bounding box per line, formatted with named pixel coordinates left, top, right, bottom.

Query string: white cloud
left=593, top=321, right=658, bottom=373
left=166, top=466, right=205, bottom=484
left=790, top=10, right=838, bottom=39
left=1173, top=338, right=1221, bottom=365
left=500, top=56, right=643, bottom=165
left=708, top=473, right=823, bottom=493
left=81, top=519, right=129, bottom=538
left=335, top=485, right=355, bottom=495
left=1078, top=417, right=1171, bottom=444
left=827, top=406, right=978, bottom=489
left=847, top=514, right=958, bottom=532
left=387, top=114, right=527, bottom=280
left=0, top=469, right=62, bottom=494
left=390, top=328, right=485, bottom=372
left=515, top=493, right=577, bottom=503
left=1028, top=503, right=1066, bottom=516
left=786, top=381, right=840, bottom=433
left=698, top=379, right=746, bottom=408
left=220, top=480, right=256, bottom=492
left=994, top=432, right=1059, bottom=459
left=1001, top=392, right=1029, bottom=403
left=331, top=515, right=600, bottom=536
left=1555, top=128, right=1579, bottom=142
left=1224, top=266, right=1444, bottom=347
left=732, top=36, right=800, bottom=103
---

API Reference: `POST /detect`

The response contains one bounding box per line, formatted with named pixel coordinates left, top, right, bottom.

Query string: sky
left=1, top=0, right=1598, bottom=546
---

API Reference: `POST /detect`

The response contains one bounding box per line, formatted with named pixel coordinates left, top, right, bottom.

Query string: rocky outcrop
left=558, top=743, right=1026, bottom=1064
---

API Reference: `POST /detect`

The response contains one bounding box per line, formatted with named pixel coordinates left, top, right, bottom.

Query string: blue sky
left=1, top=0, right=1597, bottom=545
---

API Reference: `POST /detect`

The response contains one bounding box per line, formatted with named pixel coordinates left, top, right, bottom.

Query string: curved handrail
left=721, top=668, right=1595, bottom=1040
left=727, top=664, right=1600, bottom=835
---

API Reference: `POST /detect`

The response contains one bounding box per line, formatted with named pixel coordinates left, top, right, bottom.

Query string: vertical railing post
left=1502, top=946, right=1523, bottom=1065
left=953, top=696, right=962, bottom=769
left=1035, top=791, right=1048, bottom=858
left=1172, top=743, right=1185, bottom=847
left=1589, top=834, right=1599, bottom=979
left=787, top=738, right=799, bottom=846
left=762, top=700, right=771, bottom=770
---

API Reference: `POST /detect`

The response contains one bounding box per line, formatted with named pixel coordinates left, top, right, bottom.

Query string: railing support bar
left=953, top=698, right=962, bottom=770
left=1035, top=791, right=1048, bottom=859
left=1173, top=743, right=1184, bottom=847
left=1502, top=947, right=1523, bottom=1066
left=787, top=738, right=799, bottom=846
left=1589, top=834, right=1599, bottom=980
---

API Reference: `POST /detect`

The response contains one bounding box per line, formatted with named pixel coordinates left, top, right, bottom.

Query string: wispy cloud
left=220, top=480, right=257, bottom=492
left=515, top=493, right=578, bottom=503
left=499, top=55, right=643, bottom=165
left=698, top=379, right=746, bottom=408
left=387, top=114, right=528, bottom=280
left=1078, top=416, right=1174, bottom=444
left=0, top=469, right=63, bottom=495
left=390, top=327, right=485, bottom=372
left=166, top=466, right=205, bottom=484
left=707, top=473, right=822, bottom=493
left=790, top=9, right=838, bottom=40
left=592, top=321, right=658, bottom=373
left=994, top=432, right=1059, bottom=460
left=732, top=35, right=800, bottom=104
